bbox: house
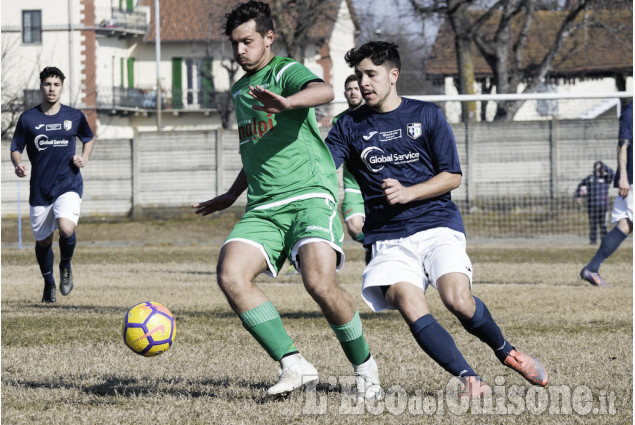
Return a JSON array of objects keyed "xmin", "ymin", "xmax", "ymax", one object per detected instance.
[
  {"xmin": 425, "ymin": 7, "xmax": 633, "ymax": 121},
  {"xmin": 1, "ymin": 0, "xmax": 358, "ymax": 140}
]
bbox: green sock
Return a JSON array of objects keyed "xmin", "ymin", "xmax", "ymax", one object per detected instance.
[
  {"xmin": 329, "ymin": 310, "xmax": 370, "ymax": 365},
  {"xmin": 239, "ymin": 301, "xmax": 296, "ymax": 361}
]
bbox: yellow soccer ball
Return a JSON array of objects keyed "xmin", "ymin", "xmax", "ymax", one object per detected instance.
[{"xmin": 122, "ymin": 301, "xmax": 176, "ymax": 357}]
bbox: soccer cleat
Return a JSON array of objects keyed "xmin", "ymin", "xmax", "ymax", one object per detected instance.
[
  {"xmin": 353, "ymin": 354, "xmax": 383, "ymax": 400},
  {"xmin": 459, "ymin": 376, "xmax": 492, "ymax": 399},
  {"xmin": 504, "ymin": 349, "xmax": 549, "ymax": 386},
  {"xmin": 59, "ymin": 267, "xmax": 74, "ymax": 295},
  {"xmin": 580, "ymin": 267, "xmax": 609, "ymax": 287},
  {"xmin": 42, "ymin": 281, "xmax": 56, "ymax": 303},
  {"xmin": 266, "ymin": 353, "xmax": 319, "ymax": 398}
]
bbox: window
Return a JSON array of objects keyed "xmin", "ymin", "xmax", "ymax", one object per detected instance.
[{"xmin": 22, "ymin": 10, "xmax": 42, "ymax": 44}]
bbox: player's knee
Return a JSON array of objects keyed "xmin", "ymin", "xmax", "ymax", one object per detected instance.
[
  {"xmin": 441, "ymin": 291, "xmax": 474, "ymax": 318},
  {"xmin": 303, "ymin": 278, "xmax": 338, "ymax": 303}
]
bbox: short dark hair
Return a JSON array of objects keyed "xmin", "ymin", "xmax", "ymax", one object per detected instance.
[
  {"xmin": 40, "ymin": 67, "xmax": 65, "ymax": 83},
  {"xmin": 224, "ymin": 1, "xmax": 274, "ymax": 36},
  {"xmin": 345, "ymin": 41, "xmax": 401, "ymax": 71},
  {"xmin": 344, "ymin": 74, "xmax": 358, "ymax": 87}
]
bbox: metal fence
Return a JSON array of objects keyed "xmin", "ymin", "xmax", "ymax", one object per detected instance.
[{"xmin": 2, "ymin": 115, "xmax": 626, "ymax": 239}]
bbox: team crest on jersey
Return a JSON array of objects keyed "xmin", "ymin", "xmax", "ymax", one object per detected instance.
[
  {"xmin": 64, "ymin": 120, "xmax": 72, "ymax": 131},
  {"xmin": 407, "ymin": 123, "xmax": 422, "ymax": 139}
]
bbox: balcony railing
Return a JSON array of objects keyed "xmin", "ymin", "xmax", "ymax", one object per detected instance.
[
  {"xmin": 96, "ymin": 86, "xmax": 219, "ymax": 113},
  {"xmin": 96, "ymin": 8, "xmax": 148, "ymax": 36}
]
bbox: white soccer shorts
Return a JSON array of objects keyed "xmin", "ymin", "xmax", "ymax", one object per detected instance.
[
  {"xmin": 611, "ymin": 184, "xmax": 633, "ymax": 223},
  {"xmin": 30, "ymin": 192, "xmax": 82, "ymax": 241},
  {"xmin": 362, "ymin": 227, "xmax": 473, "ymax": 313}
]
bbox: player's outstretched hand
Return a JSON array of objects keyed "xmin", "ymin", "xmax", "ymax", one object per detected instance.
[
  {"xmin": 382, "ymin": 178, "xmax": 411, "ymax": 205},
  {"xmin": 249, "ymin": 85, "xmax": 290, "ymax": 114},
  {"xmin": 192, "ymin": 193, "xmax": 237, "ymax": 216}
]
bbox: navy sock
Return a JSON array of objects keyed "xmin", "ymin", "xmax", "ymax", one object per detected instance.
[
  {"xmin": 587, "ymin": 227, "xmax": 628, "ymax": 272},
  {"xmin": 460, "ymin": 296, "xmax": 513, "ymax": 363},
  {"xmin": 410, "ymin": 314, "xmax": 476, "ymax": 377},
  {"xmin": 35, "ymin": 243, "xmax": 55, "ymax": 284},
  {"xmin": 59, "ymin": 231, "xmax": 76, "ymax": 269}
]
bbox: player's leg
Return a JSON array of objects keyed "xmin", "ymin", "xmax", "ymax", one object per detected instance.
[
  {"xmin": 427, "ymin": 229, "xmax": 548, "ymax": 387},
  {"xmin": 219, "ymin": 213, "xmax": 315, "ymax": 397},
  {"xmin": 31, "ymin": 204, "xmax": 56, "ymax": 303},
  {"xmin": 588, "ymin": 207, "xmax": 598, "ymax": 244},
  {"xmin": 582, "ymin": 187, "xmax": 633, "ymax": 286},
  {"xmin": 53, "ymin": 192, "xmax": 82, "ymax": 296},
  {"xmin": 290, "ymin": 197, "xmax": 380, "ymax": 399},
  {"xmin": 342, "ymin": 189, "xmax": 365, "ymax": 243},
  {"xmin": 362, "ymin": 232, "xmax": 489, "ymax": 398}
]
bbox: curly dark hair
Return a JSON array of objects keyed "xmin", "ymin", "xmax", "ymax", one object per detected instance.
[
  {"xmin": 39, "ymin": 67, "xmax": 65, "ymax": 83},
  {"xmin": 224, "ymin": 1, "xmax": 274, "ymax": 36},
  {"xmin": 345, "ymin": 41, "xmax": 401, "ymax": 71}
]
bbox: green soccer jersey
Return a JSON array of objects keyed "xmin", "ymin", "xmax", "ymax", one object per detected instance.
[{"xmin": 232, "ymin": 56, "xmax": 338, "ymax": 210}]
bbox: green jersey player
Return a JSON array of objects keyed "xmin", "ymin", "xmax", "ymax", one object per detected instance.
[{"xmin": 193, "ymin": 0, "xmax": 380, "ymax": 400}]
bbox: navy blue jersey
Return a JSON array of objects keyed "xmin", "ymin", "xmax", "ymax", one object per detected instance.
[
  {"xmin": 326, "ymin": 98, "xmax": 464, "ymax": 244},
  {"xmin": 11, "ymin": 105, "xmax": 94, "ymax": 206},
  {"xmin": 615, "ymin": 101, "xmax": 633, "ymax": 187}
]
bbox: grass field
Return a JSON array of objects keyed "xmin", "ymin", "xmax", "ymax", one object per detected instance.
[{"xmin": 1, "ymin": 217, "xmax": 632, "ymax": 424}]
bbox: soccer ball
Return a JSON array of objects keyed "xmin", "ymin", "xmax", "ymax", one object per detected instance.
[{"xmin": 122, "ymin": 301, "xmax": 176, "ymax": 357}]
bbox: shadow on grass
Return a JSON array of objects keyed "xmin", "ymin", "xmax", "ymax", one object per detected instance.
[{"xmin": 11, "ymin": 374, "xmax": 348, "ymax": 403}]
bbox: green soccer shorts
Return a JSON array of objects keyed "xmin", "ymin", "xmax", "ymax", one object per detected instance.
[
  {"xmin": 342, "ymin": 189, "xmax": 365, "ymax": 222},
  {"xmin": 225, "ymin": 196, "xmax": 345, "ymax": 277}
]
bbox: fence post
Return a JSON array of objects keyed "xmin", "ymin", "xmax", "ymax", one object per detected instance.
[
  {"xmin": 215, "ymin": 127, "xmax": 224, "ymax": 197},
  {"xmin": 465, "ymin": 120, "xmax": 475, "ymax": 207},
  {"xmin": 131, "ymin": 132, "xmax": 143, "ymax": 219},
  {"xmin": 550, "ymin": 117, "xmax": 559, "ymax": 200}
]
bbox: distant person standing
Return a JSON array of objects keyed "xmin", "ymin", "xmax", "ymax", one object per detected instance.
[
  {"xmin": 575, "ymin": 161, "xmax": 614, "ymax": 244},
  {"xmin": 333, "ymin": 75, "xmax": 365, "ymax": 243},
  {"xmin": 581, "ymin": 101, "xmax": 633, "ymax": 287},
  {"xmin": 10, "ymin": 66, "xmax": 95, "ymax": 303}
]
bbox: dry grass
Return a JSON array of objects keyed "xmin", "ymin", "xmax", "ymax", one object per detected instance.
[{"xmin": 1, "ymin": 218, "xmax": 632, "ymax": 424}]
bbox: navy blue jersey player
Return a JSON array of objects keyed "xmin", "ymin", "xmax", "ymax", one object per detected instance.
[
  {"xmin": 581, "ymin": 100, "xmax": 633, "ymax": 287},
  {"xmin": 326, "ymin": 41, "xmax": 549, "ymax": 398},
  {"xmin": 10, "ymin": 66, "xmax": 94, "ymax": 303}
]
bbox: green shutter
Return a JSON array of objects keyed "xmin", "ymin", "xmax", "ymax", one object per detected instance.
[
  {"xmin": 120, "ymin": 58, "xmax": 125, "ymax": 87},
  {"xmin": 126, "ymin": 0, "xmax": 134, "ymax": 11},
  {"xmin": 127, "ymin": 57, "xmax": 135, "ymax": 88},
  {"xmin": 202, "ymin": 58, "xmax": 214, "ymax": 108},
  {"xmin": 172, "ymin": 58, "xmax": 183, "ymax": 109}
]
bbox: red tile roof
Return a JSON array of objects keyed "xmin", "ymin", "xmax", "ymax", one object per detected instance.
[
  {"xmin": 427, "ymin": 8, "xmax": 633, "ymax": 78},
  {"xmin": 141, "ymin": 0, "xmax": 348, "ymax": 43}
]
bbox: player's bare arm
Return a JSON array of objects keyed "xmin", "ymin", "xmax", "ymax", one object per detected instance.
[
  {"xmin": 382, "ymin": 172, "xmax": 461, "ymax": 205},
  {"xmin": 10, "ymin": 151, "xmax": 28, "ymax": 177},
  {"xmin": 193, "ymin": 168, "xmax": 248, "ymax": 216},
  {"xmin": 617, "ymin": 140, "xmax": 630, "ymax": 197},
  {"xmin": 250, "ymin": 81, "xmax": 334, "ymax": 114},
  {"xmin": 73, "ymin": 139, "xmax": 95, "ymax": 168}
]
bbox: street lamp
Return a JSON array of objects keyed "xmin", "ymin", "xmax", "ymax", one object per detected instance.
[{"xmin": 155, "ymin": 0, "xmax": 161, "ymax": 130}]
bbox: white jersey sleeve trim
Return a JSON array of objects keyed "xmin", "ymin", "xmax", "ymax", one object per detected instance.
[{"xmin": 275, "ymin": 62, "xmax": 297, "ymax": 83}]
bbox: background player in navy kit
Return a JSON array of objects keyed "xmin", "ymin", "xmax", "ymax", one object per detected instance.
[
  {"xmin": 333, "ymin": 75, "xmax": 365, "ymax": 243},
  {"xmin": 575, "ymin": 161, "xmax": 614, "ymax": 244},
  {"xmin": 10, "ymin": 67, "xmax": 94, "ymax": 303},
  {"xmin": 580, "ymin": 101, "xmax": 633, "ymax": 287},
  {"xmin": 326, "ymin": 41, "xmax": 548, "ymax": 397}
]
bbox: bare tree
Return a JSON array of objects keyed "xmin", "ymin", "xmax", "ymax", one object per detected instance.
[
  {"xmin": 408, "ymin": 0, "xmax": 628, "ymax": 121},
  {"xmin": 1, "ymin": 36, "xmax": 38, "ymax": 139},
  {"xmin": 270, "ymin": 0, "xmax": 339, "ymax": 62}
]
